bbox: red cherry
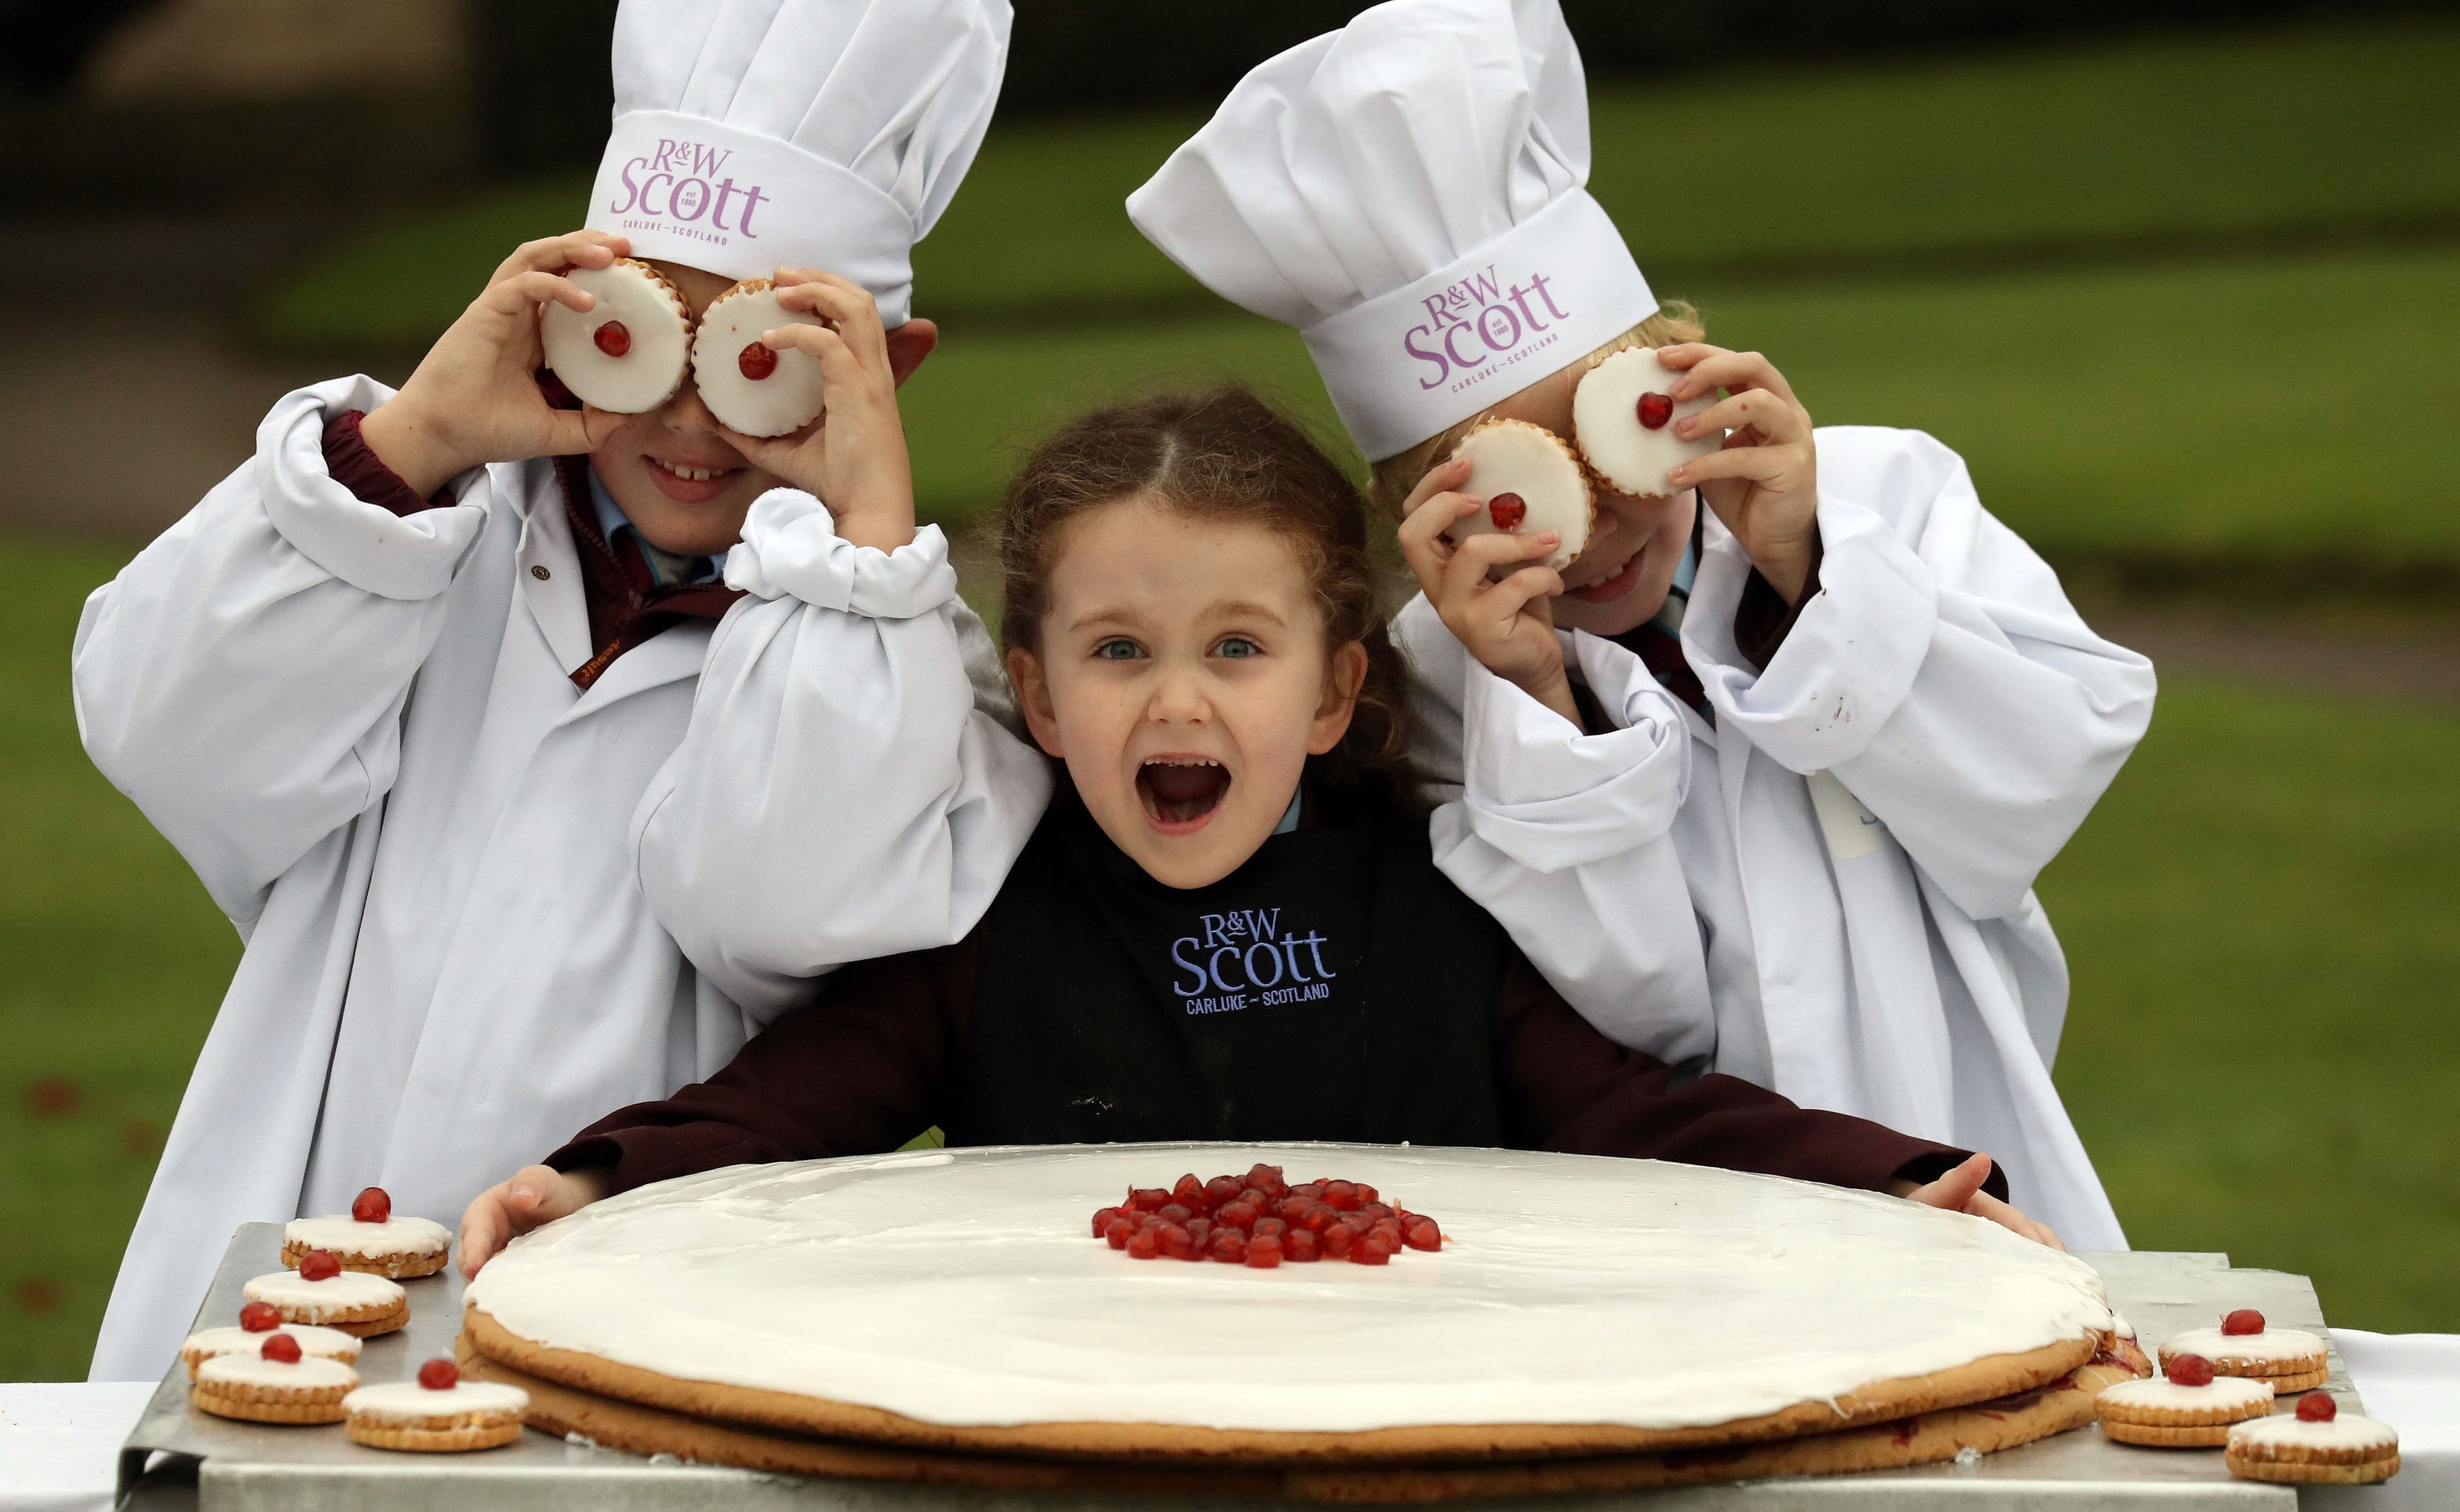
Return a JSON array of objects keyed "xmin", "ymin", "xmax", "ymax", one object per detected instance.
[
  {"xmin": 1215, "ymin": 1200, "xmax": 1259, "ymax": 1232},
  {"xmin": 1126, "ymin": 1228, "xmax": 1160, "ymax": 1260},
  {"xmin": 2296, "ymin": 1393, "xmax": 2337, "ymax": 1423},
  {"xmin": 1246, "ymin": 1236, "xmax": 1283, "ymax": 1269},
  {"xmin": 1274, "ymin": 1195, "xmax": 1315, "ymax": 1224},
  {"xmin": 1204, "ymin": 1176, "xmax": 1244, "ymax": 1210},
  {"xmin": 1127, "ymin": 1187, "xmax": 1168, "ymax": 1213},
  {"xmin": 351, "ymin": 1186, "xmax": 392, "ymax": 1224},
  {"xmin": 592, "ymin": 321, "xmax": 631, "ymax": 358},
  {"xmin": 1638, "ymin": 392, "xmax": 1674, "ymax": 430},
  {"xmin": 1354, "ymin": 1184, "xmax": 1378, "ymax": 1205},
  {"xmin": 259, "ymin": 1333, "xmax": 303, "ymax": 1364},
  {"xmin": 1360, "ymin": 1203, "xmax": 1394, "ymax": 1222},
  {"xmin": 1405, "ymin": 1218, "xmax": 1442, "ymax": 1251},
  {"xmin": 1104, "ymin": 1217, "xmax": 1135, "ymax": 1250},
  {"xmin": 1298, "ymin": 1203, "xmax": 1337, "ymax": 1233},
  {"xmin": 1319, "ymin": 1223, "xmax": 1353, "ymax": 1259},
  {"xmin": 1246, "ymin": 1164, "xmax": 1286, "ymax": 1196},
  {"xmin": 1322, "ymin": 1181, "xmax": 1360, "ymax": 1212},
  {"xmin": 1486, "ymin": 494, "xmax": 1526, "ymax": 531},
  {"xmin": 1285, "ymin": 1229, "xmax": 1320, "ymax": 1263},
  {"xmin": 1184, "ymin": 1217, "xmax": 1213, "ymax": 1251},
  {"xmin": 1172, "ymin": 1174, "xmax": 1208, "ymax": 1210},
  {"xmin": 298, "ymin": 1249, "xmax": 341, "ymax": 1282},
  {"xmin": 2167, "ymin": 1353, "xmax": 2216, "ymax": 1387},
  {"xmin": 1350, "ymin": 1234, "xmax": 1395, "ymax": 1266},
  {"xmin": 1091, "ymin": 1205, "xmax": 1121, "ymax": 1237},
  {"xmin": 239, "ymin": 1300, "xmax": 283, "ymax": 1332},
  {"xmin": 2221, "ymin": 1309, "xmax": 2266, "ymax": 1336},
  {"xmin": 1237, "ymin": 1188, "xmax": 1271, "ymax": 1209},
  {"xmin": 737, "ymin": 340, "xmax": 778, "ymax": 381},
  {"xmin": 418, "ymin": 1358, "xmax": 459, "ymax": 1391},
  {"xmin": 1157, "ymin": 1203, "xmax": 1194, "ymax": 1227},
  {"xmin": 1250, "ymin": 1217, "xmax": 1287, "ymax": 1241},
  {"xmin": 1209, "ymin": 1230, "xmax": 1247, "ymax": 1264},
  {"xmin": 1155, "ymin": 1223, "xmax": 1194, "ymax": 1261}
]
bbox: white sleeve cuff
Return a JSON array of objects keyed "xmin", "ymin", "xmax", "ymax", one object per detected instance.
[
  {"xmin": 1454, "ymin": 633, "xmax": 1691, "ymax": 872},
  {"xmin": 1690, "ymin": 496, "xmax": 1938, "ymax": 772},
  {"xmin": 725, "ymin": 489, "xmax": 958, "ymax": 620},
  {"xmin": 256, "ymin": 378, "xmax": 488, "ymax": 602}
]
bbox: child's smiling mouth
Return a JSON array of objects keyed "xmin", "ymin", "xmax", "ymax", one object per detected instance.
[
  {"xmin": 1137, "ymin": 756, "xmax": 1231, "ymax": 834},
  {"xmin": 644, "ymin": 453, "xmax": 747, "ymax": 504}
]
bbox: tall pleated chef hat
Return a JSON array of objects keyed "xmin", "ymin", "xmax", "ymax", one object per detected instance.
[
  {"xmin": 587, "ymin": 0, "xmax": 1011, "ymax": 326},
  {"xmin": 1126, "ymin": 0, "xmax": 1655, "ymax": 461}
]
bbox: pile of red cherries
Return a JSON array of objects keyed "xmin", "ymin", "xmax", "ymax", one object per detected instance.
[{"xmin": 1090, "ymin": 1164, "xmax": 1442, "ymax": 1269}]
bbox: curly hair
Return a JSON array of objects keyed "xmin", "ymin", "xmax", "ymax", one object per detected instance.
[{"xmin": 996, "ymin": 386, "xmax": 1419, "ymax": 812}]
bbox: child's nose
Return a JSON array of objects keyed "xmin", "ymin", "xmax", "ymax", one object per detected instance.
[
  {"xmin": 660, "ymin": 378, "xmax": 722, "ymax": 434},
  {"xmin": 1147, "ymin": 665, "xmax": 1212, "ymax": 724}
]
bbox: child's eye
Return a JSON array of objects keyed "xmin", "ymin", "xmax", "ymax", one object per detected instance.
[
  {"xmin": 1213, "ymin": 636, "xmax": 1263, "ymax": 660},
  {"xmin": 1092, "ymin": 638, "xmax": 1146, "ymax": 661}
]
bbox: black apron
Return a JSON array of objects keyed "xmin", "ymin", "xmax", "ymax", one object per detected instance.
[{"xmin": 949, "ymin": 784, "xmax": 1512, "ymax": 1149}]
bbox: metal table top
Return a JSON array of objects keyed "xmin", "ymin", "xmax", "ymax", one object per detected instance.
[{"xmin": 122, "ymin": 1224, "xmax": 2353, "ymax": 1509}]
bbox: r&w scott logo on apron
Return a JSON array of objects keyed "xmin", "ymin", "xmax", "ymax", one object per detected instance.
[{"xmin": 1169, "ymin": 909, "xmax": 1337, "ymax": 1016}]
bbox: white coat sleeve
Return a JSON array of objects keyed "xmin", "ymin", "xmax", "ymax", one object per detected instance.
[
  {"xmin": 1395, "ymin": 596, "xmax": 1716, "ymax": 1065},
  {"xmin": 635, "ymin": 488, "xmax": 1054, "ymax": 1018},
  {"xmin": 1686, "ymin": 427, "xmax": 2158, "ymax": 921},
  {"xmin": 70, "ymin": 377, "xmax": 493, "ymax": 928}
]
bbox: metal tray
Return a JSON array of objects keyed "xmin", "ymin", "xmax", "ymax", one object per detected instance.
[{"xmin": 121, "ymin": 1224, "xmax": 2352, "ymax": 1508}]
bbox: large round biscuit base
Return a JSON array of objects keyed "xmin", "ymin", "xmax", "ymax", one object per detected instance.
[
  {"xmin": 465, "ymin": 1144, "xmax": 2113, "ymax": 1461},
  {"xmin": 463, "ymin": 1333, "xmax": 2140, "ymax": 1500},
  {"xmin": 1442, "ymin": 420, "xmax": 1593, "ymax": 572}
]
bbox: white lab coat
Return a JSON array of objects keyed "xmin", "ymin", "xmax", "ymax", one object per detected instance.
[
  {"xmin": 75, "ymin": 377, "xmax": 766, "ymax": 1381},
  {"xmin": 1398, "ymin": 426, "xmax": 2156, "ymax": 1249}
]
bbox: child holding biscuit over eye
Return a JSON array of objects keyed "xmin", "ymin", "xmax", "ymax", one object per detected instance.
[
  {"xmin": 1126, "ymin": 0, "xmax": 2156, "ymax": 1248},
  {"xmin": 72, "ymin": 0, "xmax": 1013, "ymax": 1381}
]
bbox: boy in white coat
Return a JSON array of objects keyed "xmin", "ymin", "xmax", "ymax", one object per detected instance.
[
  {"xmin": 72, "ymin": 0, "xmax": 1010, "ymax": 1380},
  {"xmin": 1125, "ymin": 0, "xmax": 2155, "ymax": 1246}
]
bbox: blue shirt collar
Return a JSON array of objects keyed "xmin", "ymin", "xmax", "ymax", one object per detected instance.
[{"xmin": 589, "ymin": 467, "xmax": 728, "ymax": 586}]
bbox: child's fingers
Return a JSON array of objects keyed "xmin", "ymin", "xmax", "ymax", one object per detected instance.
[
  {"xmin": 1669, "ymin": 348, "xmax": 1801, "ymax": 408},
  {"xmin": 774, "ymin": 276, "xmax": 886, "ymax": 355},
  {"xmin": 458, "ymin": 1194, "xmax": 508, "ymax": 1279},
  {"xmin": 1400, "ymin": 455, "xmax": 1475, "ymax": 518},
  {"xmin": 1906, "ymin": 1152, "xmax": 1995, "ymax": 1212},
  {"xmin": 760, "ymin": 322, "xmax": 873, "ymax": 401},
  {"xmin": 1967, "ymin": 1193, "xmax": 2065, "ymax": 1250},
  {"xmin": 492, "ymin": 230, "xmax": 624, "ymax": 285},
  {"xmin": 1395, "ymin": 489, "xmax": 1482, "ymax": 574},
  {"xmin": 1441, "ymin": 528, "xmax": 1558, "ymax": 603},
  {"xmin": 487, "ymin": 269, "xmax": 594, "ymax": 318},
  {"xmin": 1648, "ymin": 342, "xmax": 1728, "ymax": 377},
  {"xmin": 1678, "ymin": 388, "xmax": 1808, "ymax": 448},
  {"xmin": 1667, "ymin": 440, "xmax": 1805, "ymax": 492},
  {"xmin": 1480, "ymin": 562, "xmax": 1567, "ymax": 623}
]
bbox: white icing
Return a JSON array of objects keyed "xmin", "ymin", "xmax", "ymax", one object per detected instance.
[
  {"xmin": 2229, "ymin": 1413, "xmax": 2398, "ymax": 1454},
  {"xmin": 2097, "ymin": 1377, "xmax": 2272, "ymax": 1414},
  {"xmin": 285, "ymin": 1214, "xmax": 450, "ymax": 1258},
  {"xmin": 2162, "ymin": 1327, "xmax": 2326, "ymax": 1368},
  {"xmin": 691, "ymin": 281, "xmax": 827, "ymax": 438},
  {"xmin": 1570, "ymin": 346, "xmax": 1721, "ymax": 499},
  {"xmin": 344, "ymin": 1380, "xmax": 529, "ymax": 1422},
  {"xmin": 197, "ymin": 1353, "xmax": 360, "ymax": 1390},
  {"xmin": 467, "ymin": 1144, "xmax": 2114, "ymax": 1436},
  {"xmin": 1443, "ymin": 420, "xmax": 1593, "ymax": 572},
  {"xmin": 183, "ymin": 1324, "xmax": 360, "ymax": 1363},
  {"xmin": 542, "ymin": 261, "xmax": 693, "ymax": 414},
  {"xmin": 244, "ymin": 1269, "xmax": 404, "ymax": 1318}
]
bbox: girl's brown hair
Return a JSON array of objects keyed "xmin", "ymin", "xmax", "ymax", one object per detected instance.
[{"xmin": 997, "ymin": 387, "xmax": 1419, "ymax": 811}]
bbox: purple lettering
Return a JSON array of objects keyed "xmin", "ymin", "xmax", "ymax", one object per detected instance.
[
  {"xmin": 734, "ymin": 183, "xmax": 769, "ymax": 238},
  {"xmin": 610, "ymin": 156, "xmax": 647, "ymax": 215},
  {"xmin": 1422, "ymin": 292, "xmax": 1455, "ymax": 328},
  {"xmin": 1528, "ymin": 271, "xmax": 1571, "ymax": 322},
  {"xmin": 1470, "ymin": 266, "xmax": 1502, "ymax": 303},
  {"xmin": 671, "ymin": 177, "xmax": 711, "ymax": 222},
  {"xmin": 1243, "ymin": 941, "xmax": 1284, "ymax": 988},
  {"xmin": 1477, "ymin": 301, "xmax": 1523, "ymax": 352},
  {"xmin": 1507, "ymin": 280, "xmax": 1553, "ymax": 334},
  {"xmin": 1208, "ymin": 946, "xmax": 1246, "ymax": 993},
  {"xmin": 650, "ymin": 138, "xmax": 679, "ymax": 172},
  {"xmin": 1443, "ymin": 322, "xmax": 1487, "ymax": 371},
  {"xmin": 1298, "ymin": 931, "xmax": 1335, "ymax": 980},
  {"xmin": 710, "ymin": 176, "xmax": 740, "ymax": 231},
  {"xmin": 639, "ymin": 171, "xmax": 675, "ymax": 217},
  {"xmin": 1405, "ymin": 324, "xmax": 1450, "ymax": 390}
]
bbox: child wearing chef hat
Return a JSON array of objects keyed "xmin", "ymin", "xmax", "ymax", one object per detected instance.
[
  {"xmin": 1126, "ymin": 0, "xmax": 2158, "ymax": 1249},
  {"xmin": 73, "ymin": 0, "xmax": 1009, "ymax": 1382}
]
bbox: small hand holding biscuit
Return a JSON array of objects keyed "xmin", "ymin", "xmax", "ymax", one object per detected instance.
[
  {"xmin": 1658, "ymin": 343, "xmax": 1820, "ymax": 606},
  {"xmin": 458, "ymin": 1164, "xmax": 608, "ymax": 1279},
  {"xmin": 1898, "ymin": 1153, "xmax": 2065, "ymax": 1250},
  {"xmin": 715, "ymin": 268, "xmax": 934, "ymax": 555},
  {"xmin": 1398, "ymin": 455, "xmax": 1584, "ymax": 732},
  {"xmin": 361, "ymin": 231, "xmax": 633, "ymax": 498}
]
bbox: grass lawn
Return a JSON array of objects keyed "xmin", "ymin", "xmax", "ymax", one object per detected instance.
[
  {"xmin": 253, "ymin": 18, "xmax": 2460, "ymax": 345},
  {"xmin": 1, "ymin": 533, "xmax": 2454, "ymax": 1378}
]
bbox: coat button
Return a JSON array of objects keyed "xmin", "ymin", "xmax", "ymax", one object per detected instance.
[{"xmin": 531, "ymin": 564, "xmax": 551, "ymax": 581}]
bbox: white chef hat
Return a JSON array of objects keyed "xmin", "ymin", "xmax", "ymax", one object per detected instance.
[
  {"xmin": 1126, "ymin": 0, "xmax": 1654, "ymax": 461},
  {"xmin": 586, "ymin": 0, "xmax": 1011, "ymax": 326}
]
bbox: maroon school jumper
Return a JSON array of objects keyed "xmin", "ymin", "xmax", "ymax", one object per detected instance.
[{"xmin": 545, "ymin": 781, "xmax": 2000, "ymax": 1203}]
